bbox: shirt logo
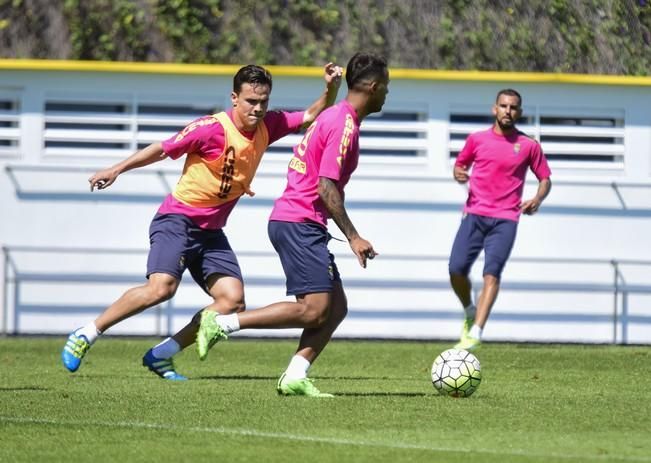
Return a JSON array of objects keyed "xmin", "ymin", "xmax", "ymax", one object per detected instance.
[
  {"xmin": 217, "ymin": 146, "xmax": 236, "ymax": 199},
  {"xmin": 513, "ymin": 143, "xmax": 521, "ymax": 154},
  {"xmin": 337, "ymin": 114, "xmax": 354, "ymax": 167},
  {"xmin": 289, "ymin": 156, "xmax": 306, "ymax": 174},
  {"xmin": 174, "ymin": 116, "xmax": 219, "ymax": 143},
  {"xmin": 297, "ymin": 122, "xmax": 317, "ymax": 158}
]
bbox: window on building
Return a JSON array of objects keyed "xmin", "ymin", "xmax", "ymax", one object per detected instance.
[
  {"xmin": 265, "ymin": 108, "xmax": 429, "ymax": 157},
  {"xmin": 0, "ymin": 95, "xmax": 21, "ymax": 157},
  {"xmin": 43, "ymin": 99, "xmax": 219, "ymax": 157},
  {"xmin": 448, "ymin": 109, "xmax": 624, "ymax": 169}
]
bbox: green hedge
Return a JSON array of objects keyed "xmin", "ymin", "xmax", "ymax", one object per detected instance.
[{"xmin": 1, "ymin": 0, "xmax": 649, "ymax": 75}]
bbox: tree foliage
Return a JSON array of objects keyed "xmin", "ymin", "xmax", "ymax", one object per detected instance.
[{"xmin": 0, "ymin": 0, "xmax": 649, "ymax": 75}]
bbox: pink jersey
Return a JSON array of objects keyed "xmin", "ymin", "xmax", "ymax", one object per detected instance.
[
  {"xmin": 270, "ymin": 100, "xmax": 360, "ymax": 227},
  {"xmin": 159, "ymin": 109, "xmax": 304, "ymax": 229},
  {"xmin": 456, "ymin": 127, "xmax": 551, "ymax": 222}
]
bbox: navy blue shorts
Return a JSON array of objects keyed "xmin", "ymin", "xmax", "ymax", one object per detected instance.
[
  {"xmin": 448, "ymin": 213, "xmax": 518, "ymax": 278},
  {"xmin": 268, "ymin": 221, "xmax": 341, "ymax": 296},
  {"xmin": 147, "ymin": 213, "xmax": 242, "ymax": 291}
]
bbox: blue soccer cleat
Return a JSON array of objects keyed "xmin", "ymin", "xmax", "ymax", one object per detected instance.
[
  {"xmin": 61, "ymin": 330, "xmax": 91, "ymax": 372},
  {"xmin": 142, "ymin": 349, "xmax": 187, "ymax": 381}
]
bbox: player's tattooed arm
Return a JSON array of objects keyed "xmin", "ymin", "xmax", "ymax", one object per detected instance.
[
  {"xmin": 318, "ymin": 176, "xmax": 357, "ymax": 240},
  {"xmin": 318, "ymin": 177, "xmax": 377, "ymax": 268}
]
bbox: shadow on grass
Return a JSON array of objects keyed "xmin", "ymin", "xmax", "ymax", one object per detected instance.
[
  {"xmin": 0, "ymin": 386, "xmax": 49, "ymax": 392},
  {"xmin": 319, "ymin": 376, "xmax": 407, "ymax": 381},
  {"xmin": 194, "ymin": 375, "xmax": 408, "ymax": 381},
  {"xmin": 195, "ymin": 375, "xmax": 278, "ymax": 381},
  {"xmin": 334, "ymin": 391, "xmax": 429, "ymax": 397}
]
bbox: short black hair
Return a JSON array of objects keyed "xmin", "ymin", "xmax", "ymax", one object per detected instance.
[
  {"xmin": 345, "ymin": 52, "xmax": 388, "ymax": 90},
  {"xmin": 233, "ymin": 65, "xmax": 273, "ymax": 93},
  {"xmin": 496, "ymin": 88, "xmax": 522, "ymax": 105}
]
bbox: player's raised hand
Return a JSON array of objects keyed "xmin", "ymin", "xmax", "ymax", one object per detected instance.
[
  {"xmin": 323, "ymin": 62, "xmax": 343, "ymax": 90},
  {"xmin": 453, "ymin": 164, "xmax": 469, "ymax": 184},
  {"xmin": 349, "ymin": 236, "xmax": 378, "ymax": 269},
  {"xmin": 88, "ymin": 168, "xmax": 119, "ymax": 192}
]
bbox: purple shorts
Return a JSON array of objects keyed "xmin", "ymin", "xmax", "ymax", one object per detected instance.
[
  {"xmin": 147, "ymin": 213, "xmax": 242, "ymax": 291},
  {"xmin": 268, "ymin": 221, "xmax": 341, "ymax": 296},
  {"xmin": 448, "ymin": 213, "xmax": 518, "ymax": 278}
]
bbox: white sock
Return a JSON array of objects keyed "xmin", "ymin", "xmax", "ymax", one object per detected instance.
[
  {"xmin": 152, "ymin": 338, "xmax": 180, "ymax": 359},
  {"xmin": 469, "ymin": 324, "xmax": 483, "ymax": 340},
  {"xmin": 75, "ymin": 323, "xmax": 100, "ymax": 344},
  {"xmin": 215, "ymin": 313, "xmax": 240, "ymax": 334},
  {"xmin": 464, "ymin": 303, "xmax": 477, "ymax": 319},
  {"xmin": 284, "ymin": 355, "xmax": 311, "ymax": 380}
]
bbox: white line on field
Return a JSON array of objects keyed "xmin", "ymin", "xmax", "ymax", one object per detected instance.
[{"xmin": 1, "ymin": 415, "xmax": 648, "ymax": 462}]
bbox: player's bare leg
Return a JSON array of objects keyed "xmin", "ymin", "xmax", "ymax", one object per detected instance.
[
  {"xmin": 293, "ymin": 283, "xmax": 347, "ymax": 364},
  {"xmin": 196, "ymin": 288, "xmax": 339, "ymax": 397},
  {"xmin": 239, "ymin": 291, "xmax": 332, "ymax": 329},
  {"xmin": 454, "ymin": 274, "xmax": 499, "ymax": 352},
  {"xmin": 450, "ymin": 272, "xmax": 477, "ymax": 341},
  {"xmin": 474, "ymin": 274, "xmax": 500, "ymax": 329},
  {"xmin": 197, "ymin": 290, "xmax": 332, "ymax": 361},
  {"xmin": 95, "ymin": 273, "xmax": 180, "ymax": 332},
  {"xmin": 194, "ymin": 275, "xmax": 246, "ymax": 359},
  {"xmin": 145, "ymin": 273, "xmax": 244, "ymax": 380},
  {"xmin": 276, "ymin": 283, "xmax": 347, "ymax": 398},
  {"xmin": 450, "ymin": 273, "xmax": 473, "ymax": 308},
  {"xmin": 62, "ymin": 273, "xmax": 179, "ymax": 373},
  {"xmin": 172, "ymin": 273, "xmax": 246, "ymax": 343}
]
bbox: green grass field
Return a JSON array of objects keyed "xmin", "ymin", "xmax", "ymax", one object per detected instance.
[{"xmin": 1, "ymin": 337, "xmax": 649, "ymax": 463}]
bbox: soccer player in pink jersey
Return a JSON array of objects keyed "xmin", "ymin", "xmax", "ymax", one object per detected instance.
[
  {"xmin": 196, "ymin": 52, "xmax": 389, "ymax": 397},
  {"xmin": 61, "ymin": 63, "xmax": 343, "ymax": 379},
  {"xmin": 450, "ymin": 89, "xmax": 552, "ymax": 352}
]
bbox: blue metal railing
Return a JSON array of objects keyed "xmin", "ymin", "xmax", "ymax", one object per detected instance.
[
  {"xmin": 2, "ymin": 245, "xmax": 650, "ymax": 343},
  {"xmin": 6, "ymin": 164, "xmax": 651, "ymax": 214}
]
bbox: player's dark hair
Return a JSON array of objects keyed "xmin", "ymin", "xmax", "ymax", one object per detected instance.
[
  {"xmin": 496, "ymin": 88, "xmax": 522, "ymax": 105},
  {"xmin": 233, "ymin": 65, "xmax": 273, "ymax": 93},
  {"xmin": 345, "ymin": 52, "xmax": 388, "ymax": 90}
]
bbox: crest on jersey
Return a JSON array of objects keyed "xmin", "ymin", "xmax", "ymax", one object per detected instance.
[{"xmin": 513, "ymin": 143, "xmax": 521, "ymax": 154}]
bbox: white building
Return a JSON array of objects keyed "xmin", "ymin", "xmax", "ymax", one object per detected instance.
[{"xmin": 1, "ymin": 60, "xmax": 650, "ymax": 344}]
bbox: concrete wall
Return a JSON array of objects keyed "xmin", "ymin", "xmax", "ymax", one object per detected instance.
[{"xmin": 1, "ymin": 61, "xmax": 650, "ymax": 343}]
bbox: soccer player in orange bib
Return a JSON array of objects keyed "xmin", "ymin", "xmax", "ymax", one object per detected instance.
[{"xmin": 61, "ymin": 63, "xmax": 343, "ymax": 380}]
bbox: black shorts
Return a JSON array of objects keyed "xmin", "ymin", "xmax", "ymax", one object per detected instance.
[
  {"xmin": 147, "ymin": 213, "xmax": 242, "ymax": 290},
  {"xmin": 448, "ymin": 213, "xmax": 518, "ymax": 278},
  {"xmin": 268, "ymin": 220, "xmax": 341, "ymax": 296}
]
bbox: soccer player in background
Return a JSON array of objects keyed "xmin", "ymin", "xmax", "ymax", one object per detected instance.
[
  {"xmin": 61, "ymin": 63, "xmax": 343, "ymax": 380},
  {"xmin": 195, "ymin": 52, "xmax": 389, "ymax": 397},
  {"xmin": 450, "ymin": 89, "xmax": 552, "ymax": 352}
]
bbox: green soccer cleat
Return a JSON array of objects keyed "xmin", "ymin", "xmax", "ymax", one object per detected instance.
[
  {"xmin": 276, "ymin": 373, "xmax": 334, "ymax": 398},
  {"xmin": 196, "ymin": 310, "xmax": 228, "ymax": 361},
  {"xmin": 454, "ymin": 336, "xmax": 482, "ymax": 352},
  {"xmin": 461, "ymin": 316, "xmax": 474, "ymax": 340}
]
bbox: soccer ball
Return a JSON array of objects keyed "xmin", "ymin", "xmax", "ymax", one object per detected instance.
[{"xmin": 431, "ymin": 348, "xmax": 482, "ymax": 397}]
